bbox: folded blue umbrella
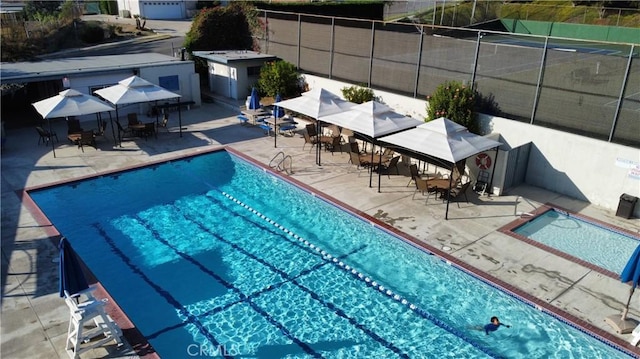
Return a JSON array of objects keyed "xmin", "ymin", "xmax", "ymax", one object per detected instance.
[
  {"xmin": 59, "ymin": 237, "xmax": 89, "ymax": 298},
  {"xmin": 248, "ymin": 87, "xmax": 261, "ymax": 110},
  {"xmin": 620, "ymin": 244, "xmax": 640, "ymax": 320},
  {"xmin": 621, "ymin": 244, "xmax": 640, "ymax": 287},
  {"xmin": 273, "ymin": 93, "xmax": 285, "ymax": 118}
]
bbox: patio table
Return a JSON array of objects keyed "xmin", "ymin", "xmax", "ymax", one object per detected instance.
[{"xmin": 241, "ymin": 108, "xmax": 269, "ymax": 125}]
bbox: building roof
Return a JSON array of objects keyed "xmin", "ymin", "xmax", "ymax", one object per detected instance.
[
  {"xmin": 192, "ymin": 50, "xmax": 277, "ymax": 64},
  {"xmin": 0, "ymin": 53, "xmax": 186, "ymax": 84}
]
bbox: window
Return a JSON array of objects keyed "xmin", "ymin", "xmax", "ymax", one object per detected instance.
[
  {"xmin": 247, "ymin": 66, "xmax": 262, "ymax": 77},
  {"xmin": 159, "ymin": 75, "xmax": 179, "ymax": 91}
]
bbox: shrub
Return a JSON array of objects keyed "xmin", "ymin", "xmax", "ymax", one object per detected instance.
[
  {"xmin": 341, "ymin": 84, "xmax": 377, "ymax": 104},
  {"xmin": 426, "ymin": 80, "xmax": 478, "ymax": 133},
  {"xmin": 79, "ymin": 22, "xmax": 104, "ymax": 44},
  {"xmin": 256, "ymin": 60, "xmax": 302, "ymax": 98}
]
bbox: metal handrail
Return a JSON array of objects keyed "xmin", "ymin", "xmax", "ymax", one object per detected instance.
[
  {"xmin": 514, "ymin": 195, "xmax": 538, "ymax": 218},
  {"xmin": 269, "ymin": 152, "xmax": 294, "ymax": 174}
]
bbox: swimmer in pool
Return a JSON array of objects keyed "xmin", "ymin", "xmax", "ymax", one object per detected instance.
[{"xmin": 484, "ymin": 316, "xmax": 511, "ymax": 335}]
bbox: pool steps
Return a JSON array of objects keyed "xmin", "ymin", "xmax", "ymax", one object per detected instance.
[{"xmin": 220, "ymin": 191, "xmax": 498, "ymax": 358}]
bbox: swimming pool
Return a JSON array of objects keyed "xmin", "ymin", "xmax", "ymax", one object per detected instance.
[
  {"xmin": 29, "ymin": 150, "xmax": 633, "ymax": 358},
  {"xmin": 511, "ymin": 208, "xmax": 640, "ymax": 276}
]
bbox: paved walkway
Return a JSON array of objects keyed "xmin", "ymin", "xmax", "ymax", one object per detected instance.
[{"xmin": 2, "ymin": 101, "xmax": 640, "ymax": 358}]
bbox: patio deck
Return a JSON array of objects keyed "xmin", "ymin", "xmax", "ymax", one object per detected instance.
[{"xmin": 2, "ymin": 100, "xmax": 639, "ymax": 358}]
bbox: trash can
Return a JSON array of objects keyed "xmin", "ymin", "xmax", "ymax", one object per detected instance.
[{"xmin": 616, "ymin": 193, "xmax": 638, "ymax": 219}]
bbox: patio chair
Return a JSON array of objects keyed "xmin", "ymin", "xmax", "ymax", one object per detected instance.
[
  {"xmin": 141, "ymin": 122, "xmax": 156, "ymax": 140},
  {"xmin": 156, "ymin": 114, "xmax": 169, "ymax": 133},
  {"xmin": 115, "ymin": 121, "xmax": 133, "ymax": 139},
  {"xmin": 349, "ymin": 151, "xmax": 372, "ymax": 169},
  {"xmin": 36, "ymin": 126, "xmax": 59, "ymax": 145},
  {"xmin": 406, "ymin": 164, "xmax": 420, "ymax": 187},
  {"xmin": 305, "ymin": 123, "xmax": 318, "ymax": 137},
  {"xmin": 127, "ymin": 113, "xmax": 140, "ymax": 126},
  {"xmin": 440, "ymin": 181, "xmax": 471, "ymax": 207},
  {"xmin": 77, "ymin": 131, "xmax": 96, "ymax": 152},
  {"xmin": 412, "ymin": 177, "xmax": 438, "ymax": 203},
  {"xmin": 67, "ymin": 118, "xmax": 83, "ymax": 135},
  {"xmin": 303, "ymin": 131, "xmax": 318, "ymax": 152},
  {"xmin": 322, "ymin": 135, "xmax": 342, "ymax": 154},
  {"xmin": 377, "ymin": 156, "xmax": 401, "ymax": 178},
  {"xmin": 93, "ymin": 120, "xmax": 108, "ymax": 137}
]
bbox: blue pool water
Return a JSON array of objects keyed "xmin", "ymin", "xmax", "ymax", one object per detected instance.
[
  {"xmin": 513, "ymin": 209, "xmax": 640, "ymax": 274},
  {"xmin": 30, "ymin": 151, "xmax": 631, "ymax": 358}
]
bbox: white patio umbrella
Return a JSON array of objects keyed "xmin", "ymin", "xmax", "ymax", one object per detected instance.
[
  {"xmin": 32, "ymin": 89, "xmax": 115, "ymax": 157},
  {"xmin": 320, "ymin": 101, "xmax": 422, "ymax": 190},
  {"xmin": 94, "ymin": 76, "xmax": 181, "ymax": 144},
  {"xmin": 380, "ymin": 117, "xmax": 502, "ymax": 219},
  {"xmin": 275, "ymin": 88, "xmax": 355, "ymax": 165}
]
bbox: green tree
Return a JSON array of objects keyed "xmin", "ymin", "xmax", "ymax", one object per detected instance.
[
  {"xmin": 184, "ymin": 5, "xmax": 254, "ymax": 53},
  {"xmin": 341, "ymin": 84, "xmax": 377, "ymax": 104},
  {"xmin": 426, "ymin": 81, "xmax": 478, "ymax": 134},
  {"xmin": 24, "ymin": 1, "xmax": 62, "ymax": 20},
  {"xmin": 256, "ymin": 60, "xmax": 302, "ymax": 99}
]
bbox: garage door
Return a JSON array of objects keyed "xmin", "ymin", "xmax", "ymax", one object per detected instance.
[{"xmin": 141, "ymin": 1, "xmax": 183, "ymax": 20}]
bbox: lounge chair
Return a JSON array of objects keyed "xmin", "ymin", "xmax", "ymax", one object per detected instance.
[
  {"xmin": 77, "ymin": 131, "xmax": 96, "ymax": 152},
  {"xmin": 36, "ymin": 126, "xmax": 59, "ymax": 145}
]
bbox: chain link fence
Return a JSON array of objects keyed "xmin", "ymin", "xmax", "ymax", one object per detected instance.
[{"xmin": 256, "ymin": 10, "xmax": 639, "ymax": 148}]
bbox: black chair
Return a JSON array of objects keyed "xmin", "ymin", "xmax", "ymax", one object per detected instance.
[
  {"xmin": 377, "ymin": 156, "xmax": 401, "ymax": 178},
  {"xmin": 77, "ymin": 131, "xmax": 96, "ymax": 152},
  {"xmin": 36, "ymin": 126, "xmax": 59, "ymax": 145},
  {"xmin": 67, "ymin": 118, "xmax": 83, "ymax": 135},
  {"xmin": 115, "ymin": 121, "xmax": 133, "ymax": 139}
]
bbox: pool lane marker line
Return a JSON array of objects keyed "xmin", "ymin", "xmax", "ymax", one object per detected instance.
[{"xmin": 220, "ymin": 191, "xmax": 498, "ymax": 358}]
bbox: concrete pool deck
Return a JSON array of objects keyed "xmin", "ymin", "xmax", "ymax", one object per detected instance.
[{"xmin": 2, "ymin": 100, "xmax": 640, "ymax": 358}]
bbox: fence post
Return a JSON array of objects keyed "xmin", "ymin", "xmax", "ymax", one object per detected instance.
[
  {"xmin": 329, "ymin": 17, "xmax": 335, "ymax": 79},
  {"xmin": 368, "ymin": 21, "xmax": 375, "ymax": 88},
  {"xmin": 414, "ymin": 28, "xmax": 424, "ymax": 98},
  {"xmin": 531, "ymin": 37, "xmax": 549, "ymax": 125},
  {"xmin": 297, "ymin": 14, "xmax": 301, "ymax": 70},
  {"xmin": 470, "ymin": 31, "xmax": 482, "ymax": 87},
  {"xmin": 609, "ymin": 44, "xmax": 634, "ymax": 142}
]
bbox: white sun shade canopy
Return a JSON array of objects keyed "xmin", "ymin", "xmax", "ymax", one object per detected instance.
[
  {"xmin": 380, "ymin": 117, "xmax": 502, "ymax": 163},
  {"xmin": 274, "ymin": 87, "xmax": 355, "ymax": 119},
  {"xmin": 32, "ymin": 89, "xmax": 114, "ymax": 119},
  {"xmin": 319, "ymin": 100, "xmax": 422, "ymax": 138},
  {"xmin": 94, "ymin": 75, "xmax": 180, "ymax": 106}
]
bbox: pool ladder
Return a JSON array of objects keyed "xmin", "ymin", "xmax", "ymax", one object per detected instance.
[
  {"xmin": 514, "ymin": 195, "xmax": 538, "ymax": 218},
  {"xmin": 269, "ymin": 151, "xmax": 293, "ymax": 174}
]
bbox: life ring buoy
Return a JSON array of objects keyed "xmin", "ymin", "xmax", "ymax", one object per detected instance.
[{"xmin": 475, "ymin": 153, "xmax": 492, "ymax": 170}]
